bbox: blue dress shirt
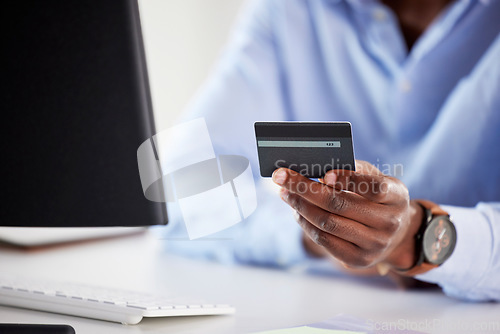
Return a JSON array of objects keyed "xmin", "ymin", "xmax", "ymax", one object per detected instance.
[{"xmin": 162, "ymin": 0, "xmax": 500, "ymax": 301}]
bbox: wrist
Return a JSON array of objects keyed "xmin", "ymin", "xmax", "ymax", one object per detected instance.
[
  {"xmin": 385, "ymin": 200, "xmax": 425, "ymax": 270},
  {"xmin": 395, "ymin": 200, "xmax": 456, "ymax": 276}
]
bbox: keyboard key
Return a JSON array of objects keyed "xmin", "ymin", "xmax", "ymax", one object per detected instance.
[{"xmin": 0, "ymin": 274, "xmax": 235, "ymax": 324}]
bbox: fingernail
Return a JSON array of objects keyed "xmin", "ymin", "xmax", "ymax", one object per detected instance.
[
  {"xmin": 324, "ymin": 172, "xmax": 337, "ymax": 185},
  {"xmin": 272, "ymin": 169, "xmax": 287, "ymax": 185}
]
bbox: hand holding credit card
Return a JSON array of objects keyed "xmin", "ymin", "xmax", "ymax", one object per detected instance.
[
  {"xmin": 257, "ymin": 122, "xmax": 422, "ymax": 272},
  {"xmin": 254, "ymin": 122, "xmax": 355, "ymax": 178}
]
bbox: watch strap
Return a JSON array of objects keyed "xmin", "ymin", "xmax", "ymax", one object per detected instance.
[
  {"xmin": 395, "ymin": 200, "xmax": 448, "ymax": 276},
  {"xmin": 399, "ymin": 260, "xmax": 438, "ymax": 276},
  {"xmin": 417, "ymin": 199, "xmax": 448, "ymax": 216}
]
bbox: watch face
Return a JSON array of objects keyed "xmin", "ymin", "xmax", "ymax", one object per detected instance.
[{"xmin": 423, "ymin": 215, "xmax": 457, "ymax": 265}]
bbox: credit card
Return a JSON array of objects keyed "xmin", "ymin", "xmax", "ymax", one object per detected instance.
[{"xmin": 254, "ymin": 122, "xmax": 355, "ymax": 178}]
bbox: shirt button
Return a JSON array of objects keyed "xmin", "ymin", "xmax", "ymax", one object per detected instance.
[
  {"xmin": 399, "ymin": 80, "xmax": 412, "ymax": 92},
  {"xmin": 373, "ymin": 9, "xmax": 387, "ymax": 21}
]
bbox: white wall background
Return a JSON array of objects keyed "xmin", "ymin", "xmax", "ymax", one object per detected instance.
[{"xmin": 138, "ymin": 0, "xmax": 246, "ymax": 131}]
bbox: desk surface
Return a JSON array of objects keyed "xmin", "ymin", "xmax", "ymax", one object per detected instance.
[{"xmin": 0, "ymin": 231, "xmax": 498, "ymax": 334}]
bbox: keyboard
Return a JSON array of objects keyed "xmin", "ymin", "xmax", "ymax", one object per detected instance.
[{"xmin": 0, "ymin": 274, "xmax": 235, "ymax": 325}]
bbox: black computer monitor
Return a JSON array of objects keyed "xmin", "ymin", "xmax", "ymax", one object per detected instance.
[{"xmin": 2, "ymin": 0, "xmax": 167, "ymax": 227}]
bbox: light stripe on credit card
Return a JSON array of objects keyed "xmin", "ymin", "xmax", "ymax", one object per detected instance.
[{"xmin": 257, "ymin": 140, "xmax": 341, "ymax": 148}]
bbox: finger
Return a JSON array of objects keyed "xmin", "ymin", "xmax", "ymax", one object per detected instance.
[
  {"xmin": 282, "ymin": 188, "xmax": 374, "ymax": 247},
  {"xmin": 318, "ymin": 160, "xmax": 381, "ymax": 184},
  {"xmin": 354, "ymin": 160, "xmax": 384, "ymax": 176},
  {"xmin": 274, "ymin": 169, "xmax": 398, "ymax": 230},
  {"xmin": 295, "ymin": 212, "xmax": 375, "ymax": 267},
  {"xmin": 323, "ymin": 170, "xmax": 407, "ymax": 204},
  {"xmin": 275, "ymin": 170, "xmax": 391, "ymax": 229},
  {"xmin": 274, "ymin": 168, "xmax": 378, "ymax": 218}
]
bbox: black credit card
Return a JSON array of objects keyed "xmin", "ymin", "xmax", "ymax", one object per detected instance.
[{"xmin": 254, "ymin": 122, "xmax": 355, "ymax": 178}]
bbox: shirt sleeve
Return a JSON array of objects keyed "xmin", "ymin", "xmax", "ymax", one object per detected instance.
[
  {"xmin": 416, "ymin": 202, "xmax": 500, "ymax": 301},
  {"xmin": 160, "ymin": 0, "xmax": 310, "ymax": 267}
]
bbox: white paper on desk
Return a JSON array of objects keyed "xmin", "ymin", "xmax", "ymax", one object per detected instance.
[
  {"xmin": 308, "ymin": 314, "xmax": 427, "ymax": 334},
  {"xmin": 255, "ymin": 326, "xmax": 362, "ymax": 333},
  {"xmin": 255, "ymin": 314, "xmax": 428, "ymax": 334}
]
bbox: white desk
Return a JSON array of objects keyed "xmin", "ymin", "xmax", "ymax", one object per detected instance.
[{"xmin": 0, "ymin": 231, "xmax": 498, "ymax": 334}]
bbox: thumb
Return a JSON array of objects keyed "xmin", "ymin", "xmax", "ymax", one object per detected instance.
[
  {"xmin": 321, "ymin": 160, "xmax": 383, "ymax": 188},
  {"xmin": 353, "ymin": 159, "xmax": 384, "ymax": 176}
]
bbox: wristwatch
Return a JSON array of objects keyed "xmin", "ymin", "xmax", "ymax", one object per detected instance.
[{"xmin": 398, "ymin": 199, "xmax": 457, "ymax": 276}]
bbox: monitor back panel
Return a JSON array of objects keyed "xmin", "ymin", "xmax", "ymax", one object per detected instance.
[{"xmin": 2, "ymin": 0, "xmax": 167, "ymax": 227}]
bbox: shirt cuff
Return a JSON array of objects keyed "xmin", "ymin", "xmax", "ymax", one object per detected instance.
[{"xmin": 416, "ymin": 204, "xmax": 493, "ymax": 300}]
